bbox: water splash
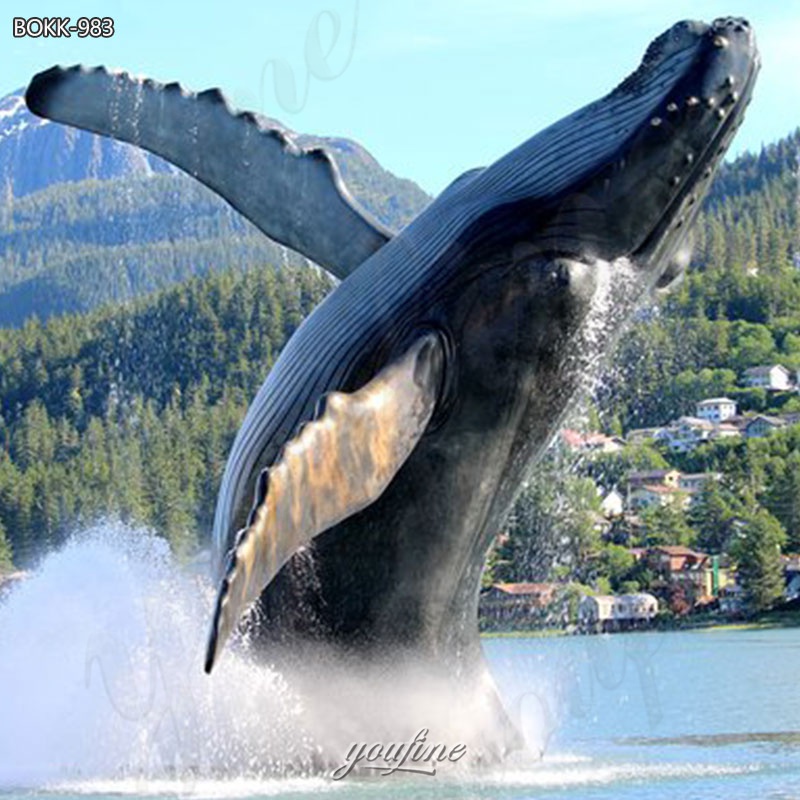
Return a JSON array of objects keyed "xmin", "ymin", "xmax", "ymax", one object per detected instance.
[
  {"xmin": 0, "ymin": 528, "xmax": 772, "ymax": 796},
  {"xmin": 0, "ymin": 523, "xmax": 536, "ymax": 791},
  {"xmin": 0, "ymin": 522, "xmax": 316, "ymax": 789}
]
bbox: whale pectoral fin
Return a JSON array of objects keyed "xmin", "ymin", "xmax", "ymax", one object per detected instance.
[
  {"xmin": 25, "ymin": 66, "xmax": 393, "ymax": 280},
  {"xmin": 204, "ymin": 332, "xmax": 445, "ymax": 672}
]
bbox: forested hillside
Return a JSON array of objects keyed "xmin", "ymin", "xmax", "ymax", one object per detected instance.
[{"xmin": 0, "ymin": 264, "xmax": 333, "ymax": 566}]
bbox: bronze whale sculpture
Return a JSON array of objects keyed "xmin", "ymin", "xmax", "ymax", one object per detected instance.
[{"xmin": 26, "ymin": 17, "xmax": 758, "ymax": 758}]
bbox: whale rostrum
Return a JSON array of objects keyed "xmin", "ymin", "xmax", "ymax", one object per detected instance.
[{"xmin": 26, "ymin": 17, "xmax": 759, "ymax": 759}]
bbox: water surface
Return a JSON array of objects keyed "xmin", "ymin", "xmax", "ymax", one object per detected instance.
[{"xmin": 1, "ymin": 530, "xmax": 799, "ymax": 799}]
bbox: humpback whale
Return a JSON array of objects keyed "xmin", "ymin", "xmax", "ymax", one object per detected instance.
[{"xmin": 26, "ymin": 17, "xmax": 758, "ymax": 760}]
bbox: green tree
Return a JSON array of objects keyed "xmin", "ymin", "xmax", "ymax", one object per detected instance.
[
  {"xmin": 764, "ymin": 451, "xmax": 800, "ymax": 552},
  {"xmin": 495, "ymin": 471, "xmax": 601, "ymax": 584},
  {"xmin": 598, "ymin": 543, "xmax": 636, "ymax": 592},
  {"xmin": 730, "ymin": 508, "xmax": 786, "ymax": 613},
  {"xmin": 688, "ymin": 481, "xmax": 741, "ymax": 554},
  {"xmin": 0, "ymin": 518, "xmax": 13, "ymax": 572},
  {"xmin": 639, "ymin": 503, "xmax": 694, "ymax": 547}
]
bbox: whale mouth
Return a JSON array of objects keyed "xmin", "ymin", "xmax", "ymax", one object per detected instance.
[
  {"xmin": 566, "ymin": 16, "xmax": 759, "ymax": 269},
  {"xmin": 623, "ymin": 17, "xmax": 759, "ymax": 267}
]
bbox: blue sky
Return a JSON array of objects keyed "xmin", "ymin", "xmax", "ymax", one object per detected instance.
[{"xmin": 6, "ymin": 1, "xmax": 799, "ymax": 194}]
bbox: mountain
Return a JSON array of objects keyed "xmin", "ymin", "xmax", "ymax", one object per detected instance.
[
  {"xmin": 0, "ymin": 91, "xmax": 179, "ymax": 196},
  {"xmin": 0, "ymin": 88, "xmax": 431, "ymax": 326}
]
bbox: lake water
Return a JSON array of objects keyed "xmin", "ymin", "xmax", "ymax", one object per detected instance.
[{"xmin": 2, "ymin": 531, "xmax": 800, "ymax": 799}]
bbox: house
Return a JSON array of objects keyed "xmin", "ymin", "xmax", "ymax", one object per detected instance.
[
  {"xmin": 648, "ymin": 547, "xmax": 732, "ymax": 602},
  {"xmin": 629, "ymin": 484, "xmax": 688, "ymax": 510},
  {"xmin": 743, "ymin": 364, "xmax": 793, "ymax": 391},
  {"xmin": 614, "ymin": 593, "xmax": 659, "ymax": 622},
  {"xmin": 625, "ymin": 427, "xmax": 664, "ymax": 444},
  {"xmin": 656, "ymin": 417, "xmax": 714, "ymax": 452},
  {"xmin": 560, "ymin": 429, "xmax": 625, "ymax": 454},
  {"xmin": 578, "ymin": 594, "xmax": 615, "ymax": 628},
  {"xmin": 578, "ymin": 593, "xmax": 658, "ymax": 631},
  {"xmin": 745, "ymin": 415, "xmax": 788, "ymax": 439},
  {"xmin": 711, "ymin": 421, "xmax": 742, "ymax": 441},
  {"xmin": 695, "ymin": 397, "xmax": 737, "ymax": 423},
  {"xmin": 479, "ymin": 582, "xmax": 559, "ymax": 622},
  {"xmin": 600, "ymin": 489, "xmax": 624, "ymax": 518},
  {"xmin": 627, "ymin": 469, "xmax": 681, "ymax": 490},
  {"xmin": 627, "ymin": 469, "xmax": 683, "ymax": 510},
  {"xmin": 699, "ymin": 555, "xmax": 734, "ymax": 599},
  {"xmin": 650, "ymin": 545, "xmax": 708, "ymax": 573},
  {"xmin": 678, "ymin": 471, "xmax": 721, "ymax": 495}
]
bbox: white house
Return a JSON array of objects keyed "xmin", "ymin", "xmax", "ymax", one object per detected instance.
[
  {"xmin": 600, "ymin": 489, "xmax": 624, "ymax": 518},
  {"xmin": 695, "ymin": 397, "xmax": 737, "ymax": 423},
  {"xmin": 656, "ymin": 417, "xmax": 714, "ymax": 452},
  {"xmin": 613, "ymin": 593, "xmax": 659, "ymax": 622},
  {"xmin": 578, "ymin": 593, "xmax": 658, "ymax": 629},
  {"xmin": 578, "ymin": 595, "xmax": 615, "ymax": 625},
  {"xmin": 743, "ymin": 365, "xmax": 792, "ymax": 391}
]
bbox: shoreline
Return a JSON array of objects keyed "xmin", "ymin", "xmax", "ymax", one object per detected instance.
[{"xmin": 480, "ymin": 609, "xmax": 800, "ymax": 638}]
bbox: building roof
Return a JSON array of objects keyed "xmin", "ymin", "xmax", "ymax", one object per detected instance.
[
  {"xmin": 653, "ymin": 545, "xmax": 708, "ymax": 558},
  {"xmin": 628, "ymin": 469, "xmax": 679, "ymax": 481},
  {"xmin": 581, "ymin": 594, "xmax": 616, "ymax": 605},
  {"xmin": 746, "ymin": 415, "xmax": 788, "ymax": 428},
  {"xmin": 560, "ymin": 429, "xmax": 584, "ymax": 447},
  {"xmin": 697, "ymin": 397, "xmax": 736, "ymax": 406},
  {"xmin": 619, "ymin": 592, "xmax": 658, "ymax": 603},
  {"xmin": 492, "ymin": 582, "xmax": 557, "ymax": 596},
  {"xmin": 626, "ymin": 427, "xmax": 664, "ymax": 438},
  {"xmin": 744, "ymin": 364, "xmax": 789, "ymax": 377},
  {"xmin": 673, "ymin": 416, "xmax": 714, "ymax": 429},
  {"xmin": 560, "ymin": 429, "xmax": 622, "ymax": 449}
]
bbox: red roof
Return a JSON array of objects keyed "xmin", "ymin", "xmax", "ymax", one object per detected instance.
[
  {"xmin": 561, "ymin": 429, "xmax": 584, "ymax": 447},
  {"xmin": 654, "ymin": 545, "xmax": 707, "ymax": 558},
  {"xmin": 561, "ymin": 429, "xmax": 619, "ymax": 448}
]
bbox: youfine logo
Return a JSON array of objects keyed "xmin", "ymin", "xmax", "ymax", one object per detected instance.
[{"xmin": 332, "ymin": 728, "xmax": 467, "ymax": 780}]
